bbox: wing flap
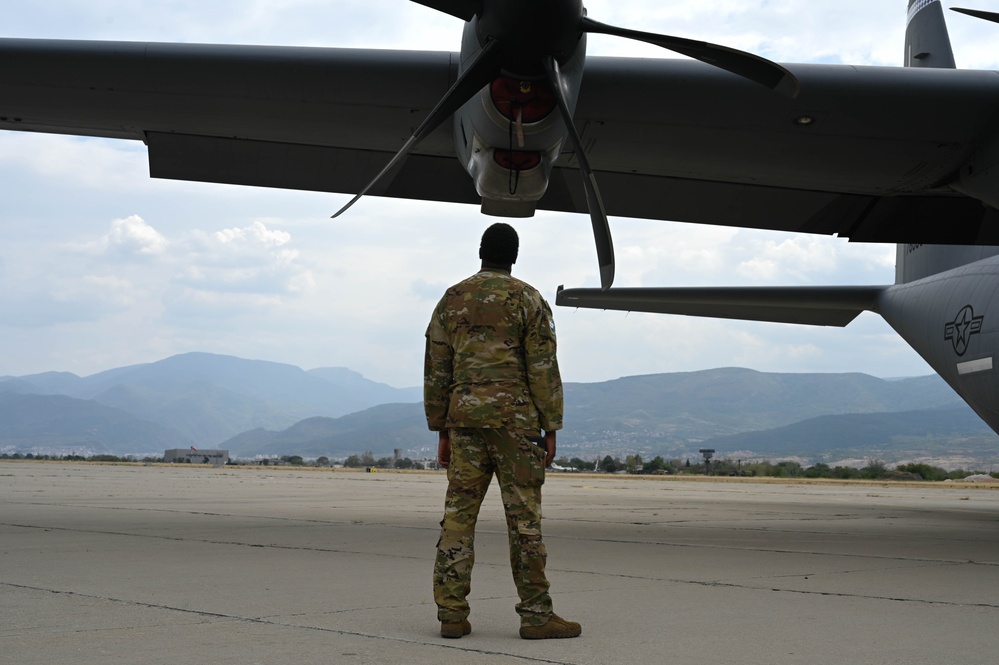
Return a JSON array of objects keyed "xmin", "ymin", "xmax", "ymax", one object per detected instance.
[
  {"xmin": 555, "ymin": 285, "xmax": 887, "ymax": 327},
  {"xmin": 147, "ymin": 132, "xmax": 478, "ymax": 203}
]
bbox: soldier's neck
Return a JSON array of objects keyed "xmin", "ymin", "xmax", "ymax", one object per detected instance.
[{"xmin": 480, "ymin": 261, "xmax": 512, "ymax": 273}]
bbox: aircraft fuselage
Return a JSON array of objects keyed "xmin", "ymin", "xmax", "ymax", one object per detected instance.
[{"xmin": 878, "ymin": 246, "xmax": 999, "ymax": 431}]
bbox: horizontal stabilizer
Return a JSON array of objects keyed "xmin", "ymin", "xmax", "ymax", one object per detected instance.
[{"xmin": 555, "ymin": 285, "xmax": 887, "ymax": 327}]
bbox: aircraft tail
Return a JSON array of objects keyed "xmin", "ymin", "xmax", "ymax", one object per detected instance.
[
  {"xmin": 894, "ymin": 1, "xmax": 999, "ymax": 284},
  {"xmin": 555, "ymin": 3, "xmax": 979, "ymax": 320},
  {"xmin": 876, "ymin": 4, "xmax": 999, "ymax": 432},
  {"xmin": 905, "ymin": 0, "xmax": 956, "ymax": 68},
  {"xmin": 555, "ymin": 2, "xmax": 999, "ymax": 436},
  {"xmin": 901, "ymin": 0, "xmax": 954, "ymax": 286}
]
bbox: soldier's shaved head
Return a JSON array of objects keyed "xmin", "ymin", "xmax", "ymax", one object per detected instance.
[{"xmin": 479, "ymin": 223, "xmax": 519, "ymax": 266}]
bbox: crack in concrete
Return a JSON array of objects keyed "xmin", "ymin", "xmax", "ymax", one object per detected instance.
[
  {"xmin": 1, "ymin": 521, "xmax": 433, "ymax": 561},
  {"xmin": 6, "ymin": 517, "xmax": 998, "ymax": 574},
  {"xmin": 8, "ymin": 518, "xmax": 998, "ymax": 614},
  {"xmin": 555, "ymin": 567, "xmax": 999, "ymax": 610},
  {"xmin": 555, "ymin": 533, "xmax": 999, "ymax": 566},
  {"xmin": 1, "ymin": 582, "xmax": 573, "ymax": 664}
]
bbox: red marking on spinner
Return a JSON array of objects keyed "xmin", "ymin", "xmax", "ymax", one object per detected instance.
[
  {"xmin": 490, "ymin": 78, "xmax": 557, "ymax": 123},
  {"xmin": 493, "ymin": 149, "xmax": 542, "ymax": 170}
]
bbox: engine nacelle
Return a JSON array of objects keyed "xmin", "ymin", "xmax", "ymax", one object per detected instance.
[
  {"xmin": 466, "ymin": 131, "xmax": 562, "ymax": 217},
  {"xmin": 453, "ymin": 17, "xmax": 586, "ymax": 217}
]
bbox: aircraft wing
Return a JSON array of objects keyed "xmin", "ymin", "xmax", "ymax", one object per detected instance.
[
  {"xmin": 2, "ymin": 39, "xmax": 999, "ymax": 242},
  {"xmin": 555, "ymin": 286, "xmax": 887, "ymax": 327},
  {"xmin": 0, "ymin": 40, "xmax": 480, "ymax": 206}
]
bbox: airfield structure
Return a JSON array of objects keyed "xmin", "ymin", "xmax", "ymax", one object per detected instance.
[
  {"xmin": 164, "ymin": 448, "xmax": 229, "ymax": 466},
  {"xmin": 699, "ymin": 448, "xmax": 716, "ymax": 470}
]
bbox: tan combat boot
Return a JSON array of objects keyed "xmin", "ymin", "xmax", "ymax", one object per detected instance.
[
  {"xmin": 519, "ymin": 614, "xmax": 582, "ymax": 639},
  {"xmin": 440, "ymin": 618, "xmax": 472, "ymax": 638}
]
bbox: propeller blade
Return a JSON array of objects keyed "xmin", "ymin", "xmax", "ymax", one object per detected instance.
[
  {"xmin": 581, "ymin": 16, "xmax": 800, "ymax": 98},
  {"xmin": 332, "ymin": 39, "xmax": 502, "ymax": 218},
  {"xmin": 541, "ymin": 57, "xmax": 615, "ymax": 291},
  {"xmin": 951, "ymin": 8, "xmax": 999, "ymax": 24},
  {"xmin": 410, "ymin": 0, "xmax": 481, "ymax": 22}
]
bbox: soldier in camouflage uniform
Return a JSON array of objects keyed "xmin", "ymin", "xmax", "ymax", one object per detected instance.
[{"xmin": 425, "ymin": 222, "xmax": 581, "ymax": 640}]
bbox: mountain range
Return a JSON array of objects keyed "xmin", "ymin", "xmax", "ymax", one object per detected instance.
[
  {"xmin": 0, "ymin": 353, "xmax": 420, "ymax": 453},
  {"xmin": 1, "ymin": 353, "xmax": 996, "ymax": 467}
]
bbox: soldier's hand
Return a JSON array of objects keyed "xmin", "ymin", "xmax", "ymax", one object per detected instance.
[
  {"xmin": 437, "ymin": 431, "xmax": 452, "ymax": 468},
  {"xmin": 543, "ymin": 430, "xmax": 556, "ymax": 467}
]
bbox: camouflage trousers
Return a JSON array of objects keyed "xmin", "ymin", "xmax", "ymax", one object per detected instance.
[{"xmin": 433, "ymin": 427, "xmax": 553, "ymax": 627}]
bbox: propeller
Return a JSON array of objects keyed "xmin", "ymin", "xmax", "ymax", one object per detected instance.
[
  {"xmin": 542, "ymin": 57, "xmax": 614, "ymax": 290},
  {"xmin": 580, "ymin": 16, "xmax": 799, "ymax": 98},
  {"xmin": 331, "ymin": 38, "xmax": 502, "ymax": 218},
  {"xmin": 411, "ymin": 0, "xmax": 480, "ymax": 22},
  {"xmin": 336, "ymin": 0, "xmax": 801, "ymax": 290}
]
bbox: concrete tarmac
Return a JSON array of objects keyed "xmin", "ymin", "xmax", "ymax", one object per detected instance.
[{"xmin": 2, "ymin": 462, "xmax": 998, "ymax": 665}]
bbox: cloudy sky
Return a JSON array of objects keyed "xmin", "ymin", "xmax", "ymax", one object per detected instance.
[{"xmin": 1, "ymin": 1, "xmax": 997, "ymax": 388}]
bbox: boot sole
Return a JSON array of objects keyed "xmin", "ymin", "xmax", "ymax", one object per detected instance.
[
  {"xmin": 519, "ymin": 627, "xmax": 582, "ymax": 639},
  {"xmin": 441, "ymin": 622, "xmax": 471, "ymax": 638}
]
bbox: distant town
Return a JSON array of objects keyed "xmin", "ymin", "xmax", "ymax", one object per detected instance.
[{"xmin": 3, "ymin": 448, "xmax": 997, "ymax": 483}]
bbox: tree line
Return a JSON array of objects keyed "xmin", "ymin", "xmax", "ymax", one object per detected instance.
[
  {"xmin": 1, "ymin": 453, "xmax": 164, "ymax": 462},
  {"xmin": 340, "ymin": 451, "xmax": 424, "ymax": 470},
  {"xmin": 5, "ymin": 452, "xmax": 996, "ymax": 481},
  {"xmin": 555, "ymin": 455, "xmax": 998, "ymax": 481},
  {"xmin": 246, "ymin": 452, "xmax": 424, "ymax": 469}
]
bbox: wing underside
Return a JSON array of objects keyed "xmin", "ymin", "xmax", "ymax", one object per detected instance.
[{"xmin": 2, "ymin": 39, "xmax": 999, "ymax": 243}]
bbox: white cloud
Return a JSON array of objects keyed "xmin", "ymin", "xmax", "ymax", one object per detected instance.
[
  {"xmin": 410, "ymin": 278, "xmax": 449, "ymax": 302},
  {"xmin": 737, "ymin": 236, "xmax": 839, "ymax": 282},
  {"xmin": 214, "ymin": 221, "xmax": 291, "ymax": 248},
  {"xmin": 0, "ymin": 134, "xmax": 148, "ymax": 190},
  {"xmin": 99, "ymin": 215, "xmax": 169, "ymax": 257},
  {"xmin": 81, "ymin": 275, "xmax": 136, "ymax": 306},
  {"xmin": 737, "ymin": 257, "xmax": 779, "ymax": 282},
  {"xmin": 166, "ymin": 221, "xmax": 314, "ymax": 296}
]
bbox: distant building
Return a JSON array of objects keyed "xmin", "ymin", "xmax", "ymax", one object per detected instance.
[{"xmin": 165, "ymin": 448, "xmax": 229, "ymax": 466}]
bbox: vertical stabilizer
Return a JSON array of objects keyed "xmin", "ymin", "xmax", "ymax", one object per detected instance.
[
  {"xmin": 893, "ymin": 1, "xmax": 992, "ymax": 284},
  {"xmin": 905, "ymin": 0, "xmax": 956, "ymax": 68},
  {"xmin": 879, "ymin": 5, "xmax": 999, "ymax": 434}
]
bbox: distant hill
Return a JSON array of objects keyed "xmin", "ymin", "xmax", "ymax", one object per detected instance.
[
  {"xmin": 564, "ymin": 369, "xmax": 960, "ymax": 439},
  {"xmin": 0, "ymin": 392, "xmax": 191, "ymax": 454},
  {"xmin": 307, "ymin": 367, "xmax": 422, "ymax": 404},
  {"xmin": 2, "ymin": 356, "xmax": 994, "ymax": 465},
  {"xmin": 699, "ymin": 405, "xmax": 995, "ymax": 457},
  {"xmin": 2, "ymin": 352, "xmax": 421, "ymax": 445},
  {"xmin": 222, "ymin": 403, "xmax": 436, "ymax": 459},
  {"xmin": 213, "ymin": 367, "xmax": 990, "ymax": 464}
]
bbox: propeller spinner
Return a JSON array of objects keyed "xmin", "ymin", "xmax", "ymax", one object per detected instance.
[{"xmin": 336, "ymin": 0, "xmax": 800, "ymax": 290}]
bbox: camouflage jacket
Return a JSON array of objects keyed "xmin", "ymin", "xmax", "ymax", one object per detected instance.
[{"xmin": 424, "ymin": 269, "xmax": 563, "ymax": 433}]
